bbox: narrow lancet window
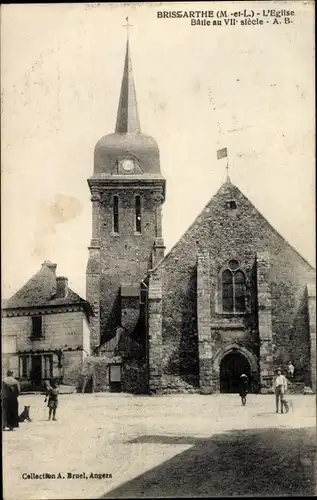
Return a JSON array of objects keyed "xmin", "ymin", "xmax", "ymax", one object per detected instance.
[
  {"xmin": 113, "ymin": 196, "xmax": 119, "ymax": 233},
  {"xmin": 135, "ymin": 195, "xmax": 141, "ymax": 233},
  {"xmin": 221, "ymin": 260, "xmax": 246, "ymax": 313},
  {"xmin": 222, "ymin": 269, "xmax": 234, "ymax": 313}
]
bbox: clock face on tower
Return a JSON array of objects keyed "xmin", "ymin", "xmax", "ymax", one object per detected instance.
[{"xmin": 120, "ymin": 159, "xmax": 135, "ymax": 172}]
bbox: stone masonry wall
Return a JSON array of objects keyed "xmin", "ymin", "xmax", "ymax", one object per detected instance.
[
  {"xmin": 2, "ymin": 354, "xmax": 18, "ymax": 377},
  {"xmin": 98, "ymin": 189, "xmax": 163, "ymax": 342},
  {"xmin": 148, "ymin": 271, "xmax": 163, "ymax": 393},
  {"xmin": 256, "ymin": 252, "xmax": 274, "ymax": 392},
  {"xmin": 159, "ymin": 182, "xmax": 314, "ymax": 392},
  {"xmin": 197, "ymin": 252, "xmax": 213, "ymax": 394},
  {"xmin": 291, "ymin": 288, "xmax": 310, "ymax": 383},
  {"xmin": 122, "ymin": 360, "xmax": 148, "ymax": 394},
  {"xmin": 2, "ymin": 310, "xmax": 85, "ymax": 352},
  {"xmin": 307, "ymin": 284, "xmax": 316, "ymax": 391},
  {"xmin": 86, "ymin": 189, "xmax": 101, "ymax": 351},
  {"xmin": 269, "ymin": 252, "xmax": 314, "ymax": 375},
  {"xmin": 2, "ymin": 309, "xmax": 87, "ymax": 382},
  {"xmin": 86, "ymin": 247, "xmax": 101, "ymax": 351},
  {"xmin": 63, "ymin": 351, "xmax": 84, "ymax": 385}
]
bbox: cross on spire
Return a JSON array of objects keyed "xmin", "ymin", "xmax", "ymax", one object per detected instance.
[
  {"xmin": 123, "ymin": 16, "xmax": 133, "ymax": 38},
  {"xmin": 115, "ymin": 21, "xmax": 140, "ymax": 133}
]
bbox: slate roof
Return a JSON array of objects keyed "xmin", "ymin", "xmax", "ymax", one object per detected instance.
[
  {"xmin": 98, "ymin": 326, "xmax": 143, "ymax": 357},
  {"xmin": 2, "ymin": 261, "xmax": 93, "ymax": 317}
]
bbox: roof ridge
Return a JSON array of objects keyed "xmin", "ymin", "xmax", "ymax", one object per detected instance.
[
  {"xmin": 149, "ymin": 181, "xmax": 315, "ymax": 274},
  {"xmin": 149, "ymin": 183, "xmax": 227, "ymax": 273}
]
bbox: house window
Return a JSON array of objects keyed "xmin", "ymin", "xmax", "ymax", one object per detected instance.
[
  {"xmin": 221, "ymin": 260, "xmax": 246, "ymax": 313},
  {"xmin": 20, "ymin": 356, "xmax": 28, "ymax": 378},
  {"xmin": 113, "ymin": 195, "xmax": 119, "ymax": 233},
  {"xmin": 135, "ymin": 195, "xmax": 141, "ymax": 233},
  {"xmin": 31, "ymin": 316, "xmax": 43, "ymax": 339}
]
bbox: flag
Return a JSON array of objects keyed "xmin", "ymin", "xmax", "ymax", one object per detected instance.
[{"xmin": 217, "ymin": 147, "xmax": 227, "ymax": 160}]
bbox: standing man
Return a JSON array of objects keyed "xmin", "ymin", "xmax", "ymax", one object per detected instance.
[
  {"xmin": 274, "ymin": 368, "xmax": 288, "ymax": 414},
  {"xmin": 287, "ymin": 361, "xmax": 295, "ymax": 381},
  {"xmin": 2, "ymin": 370, "xmax": 21, "ymax": 430}
]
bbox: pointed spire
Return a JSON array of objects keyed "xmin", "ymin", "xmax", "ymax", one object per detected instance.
[{"xmin": 115, "ymin": 36, "xmax": 141, "ymax": 134}]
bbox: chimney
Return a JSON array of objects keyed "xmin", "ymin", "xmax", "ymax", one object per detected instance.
[
  {"xmin": 42, "ymin": 261, "xmax": 57, "ymax": 274},
  {"xmin": 56, "ymin": 276, "xmax": 69, "ymax": 298}
]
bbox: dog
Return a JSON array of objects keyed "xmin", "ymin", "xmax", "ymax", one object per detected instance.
[
  {"xmin": 18, "ymin": 405, "xmax": 32, "ymax": 422},
  {"xmin": 281, "ymin": 397, "xmax": 294, "ymax": 413}
]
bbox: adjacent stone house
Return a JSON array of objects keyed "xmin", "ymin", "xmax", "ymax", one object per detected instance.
[
  {"xmin": 86, "ymin": 37, "xmax": 316, "ymax": 394},
  {"xmin": 2, "ymin": 261, "xmax": 92, "ymax": 388}
]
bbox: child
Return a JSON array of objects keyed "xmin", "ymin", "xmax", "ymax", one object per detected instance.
[
  {"xmin": 239, "ymin": 374, "xmax": 249, "ymax": 406},
  {"xmin": 287, "ymin": 361, "xmax": 295, "ymax": 380},
  {"xmin": 44, "ymin": 379, "xmax": 59, "ymax": 421}
]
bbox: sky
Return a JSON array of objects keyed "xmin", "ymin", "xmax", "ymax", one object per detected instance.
[{"xmin": 1, "ymin": 1, "xmax": 315, "ymax": 300}]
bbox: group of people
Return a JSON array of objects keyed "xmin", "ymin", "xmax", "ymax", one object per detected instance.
[
  {"xmin": 2, "ymin": 362, "xmax": 296, "ymax": 427},
  {"xmin": 2, "ymin": 370, "xmax": 59, "ymax": 430},
  {"xmin": 237, "ymin": 362, "xmax": 295, "ymax": 413}
]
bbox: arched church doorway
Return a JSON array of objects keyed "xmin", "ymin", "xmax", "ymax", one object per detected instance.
[{"xmin": 220, "ymin": 351, "xmax": 251, "ymax": 393}]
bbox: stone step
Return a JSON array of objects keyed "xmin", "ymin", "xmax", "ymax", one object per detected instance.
[
  {"xmin": 287, "ymin": 382, "xmax": 305, "ymax": 394},
  {"xmin": 161, "ymin": 375, "xmax": 199, "ymax": 393}
]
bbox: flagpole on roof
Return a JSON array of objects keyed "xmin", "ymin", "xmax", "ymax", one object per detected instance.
[
  {"xmin": 226, "ymin": 153, "xmax": 230, "ymax": 183},
  {"xmin": 217, "ymin": 147, "xmax": 231, "ymax": 183}
]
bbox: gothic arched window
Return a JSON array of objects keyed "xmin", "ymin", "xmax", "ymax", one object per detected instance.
[
  {"xmin": 221, "ymin": 260, "xmax": 246, "ymax": 313},
  {"xmin": 135, "ymin": 195, "xmax": 141, "ymax": 233},
  {"xmin": 113, "ymin": 195, "xmax": 119, "ymax": 233}
]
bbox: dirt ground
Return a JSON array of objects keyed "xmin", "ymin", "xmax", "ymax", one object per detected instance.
[{"xmin": 3, "ymin": 393, "xmax": 316, "ymax": 499}]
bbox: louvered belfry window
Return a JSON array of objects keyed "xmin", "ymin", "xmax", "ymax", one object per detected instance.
[
  {"xmin": 135, "ymin": 195, "xmax": 141, "ymax": 233},
  {"xmin": 113, "ymin": 195, "xmax": 119, "ymax": 233}
]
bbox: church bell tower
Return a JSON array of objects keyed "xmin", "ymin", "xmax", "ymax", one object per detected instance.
[{"xmin": 86, "ymin": 35, "xmax": 166, "ymax": 350}]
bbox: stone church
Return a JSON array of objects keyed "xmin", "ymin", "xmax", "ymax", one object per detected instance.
[{"xmin": 86, "ymin": 37, "xmax": 316, "ymax": 394}]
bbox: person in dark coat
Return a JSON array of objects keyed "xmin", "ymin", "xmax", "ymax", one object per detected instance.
[
  {"xmin": 2, "ymin": 370, "xmax": 21, "ymax": 430},
  {"xmin": 239, "ymin": 374, "xmax": 249, "ymax": 406}
]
